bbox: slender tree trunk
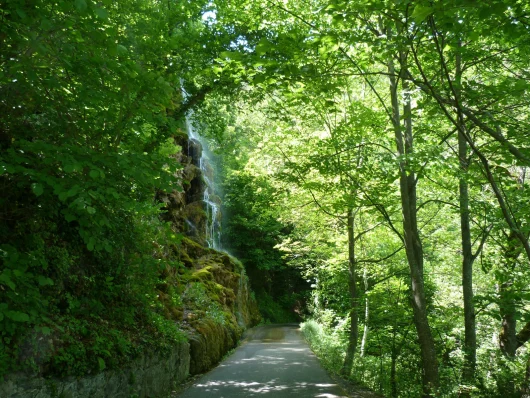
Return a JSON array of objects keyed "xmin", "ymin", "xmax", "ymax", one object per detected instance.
[
  {"xmin": 388, "ymin": 47, "xmax": 439, "ymax": 396},
  {"xmin": 456, "ymin": 47, "xmax": 477, "ymax": 387},
  {"xmin": 391, "ymin": 327, "xmax": 398, "ymax": 398},
  {"xmin": 341, "ymin": 208, "xmax": 358, "ymax": 376},
  {"xmin": 459, "ymin": 136, "xmax": 476, "ymax": 384},
  {"xmin": 499, "ymin": 282, "xmax": 517, "ymax": 357},
  {"xmin": 360, "ymin": 267, "xmax": 369, "ymax": 357},
  {"xmin": 522, "ymin": 357, "xmax": 530, "ymax": 397},
  {"xmin": 499, "ymin": 267, "xmax": 518, "ymax": 358},
  {"xmin": 498, "ymin": 281, "xmax": 517, "ymax": 396},
  {"xmin": 497, "ymin": 231, "xmax": 520, "ymax": 394}
]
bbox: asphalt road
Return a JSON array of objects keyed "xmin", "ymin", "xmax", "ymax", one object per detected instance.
[{"xmin": 175, "ymin": 324, "xmax": 349, "ymax": 398}]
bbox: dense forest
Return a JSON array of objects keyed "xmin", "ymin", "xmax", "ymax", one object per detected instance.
[{"xmin": 1, "ymin": 0, "xmax": 530, "ymax": 397}]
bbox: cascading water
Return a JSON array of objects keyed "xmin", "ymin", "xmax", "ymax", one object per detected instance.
[{"xmin": 184, "ymin": 105, "xmax": 221, "ymax": 250}]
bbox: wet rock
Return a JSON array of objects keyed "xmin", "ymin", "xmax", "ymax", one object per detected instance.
[{"xmin": 187, "ymin": 139, "xmax": 202, "ymax": 168}]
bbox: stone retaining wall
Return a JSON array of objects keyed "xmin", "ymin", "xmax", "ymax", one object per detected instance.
[{"xmin": 0, "ymin": 341, "xmax": 189, "ymax": 398}]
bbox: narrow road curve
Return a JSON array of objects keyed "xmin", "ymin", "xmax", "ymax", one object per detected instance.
[{"xmin": 175, "ymin": 324, "xmax": 349, "ymax": 398}]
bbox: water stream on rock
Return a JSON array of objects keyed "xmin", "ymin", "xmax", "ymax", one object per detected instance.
[{"xmin": 184, "ymin": 109, "xmax": 222, "ymax": 250}]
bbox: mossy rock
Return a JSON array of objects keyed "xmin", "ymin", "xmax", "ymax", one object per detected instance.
[
  {"xmin": 188, "ymin": 267, "xmax": 214, "ymax": 282},
  {"xmin": 175, "ymin": 245, "xmax": 194, "ymax": 269},
  {"xmin": 187, "ymin": 318, "xmax": 241, "ymax": 374},
  {"xmin": 180, "ymin": 237, "xmax": 211, "ymax": 259},
  {"xmin": 173, "ymin": 129, "xmax": 189, "ymax": 148}
]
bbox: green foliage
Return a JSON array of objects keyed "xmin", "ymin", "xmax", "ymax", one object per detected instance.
[
  {"xmin": 206, "ymin": 0, "xmax": 530, "ymax": 394},
  {"xmin": 221, "ymin": 169, "xmax": 310, "ymax": 322},
  {"xmin": 301, "ymin": 319, "xmax": 346, "ymax": 373},
  {"xmin": 183, "ymin": 282, "xmax": 229, "ymax": 326},
  {"xmin": 2, "ymin": 0, "xmax": 530, "ymax": 395},
  {"xmin": 0, "ymin": 0, "xmax": 217, "ymax": 379},
  {"xmin": 255, "ymin": 291, "xmax": 298, "ymax": 324}
]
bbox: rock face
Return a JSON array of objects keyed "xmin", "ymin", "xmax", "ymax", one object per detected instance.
[
  {"xmin": 0, "ymin": 341, "xmax": 190, "ymax": 398},
  {"xmin": 158, "ymin": 131, "xmax": 222, "ymax": 249},
  {"xmin": 159, "ymin": 130, "xmax": 261, "ymax": 375}
]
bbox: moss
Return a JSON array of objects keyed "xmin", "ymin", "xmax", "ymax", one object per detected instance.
[
  {"xmin": 188, "ymin": 317, "xmax": 242, "ymax": 374},
  {"xmin": 177, "ymin": 247, "xmax": 194, "ymax": 269},
  {"xmin": 213, "ymin": 283, "xmax": 224, "ymax": 293},
  {"xmin": 180, "ymin": 236, "xmax": 211, "ymax": 259},
  {"xmin": 188, "ymin": 267, "xmax": 214, "ymax": 282}
]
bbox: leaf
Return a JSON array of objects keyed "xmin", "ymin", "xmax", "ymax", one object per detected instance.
[
  {"xmin": 39, "ymin": 326, "xmax": 52, "ymax": 335},
  {"xmin": 87, "ymin": 237, "xmax": 95, "ymax": 251},
  {"xmin": 89, "ymin": 169, "xmax": 100, "ymax": 179},
  {"xmin": 412, "ymin": 5, "xmax": 433, "ymax": 23},
  {"xmin": 16, "ymin": 8, "xmax": 27, "ymax": 19},
  {"xmin": 64, "ymin": 213, "xmax": 77, "ymax": 222},
  {"xmin": 98, "ymin": 357, "xmax": 106, "ymax": 371},
  {"xmin": 6, "ymin": 311, "xmax": 30, "ymax": 322},
  {"xmin": 106, "ymin": 188, "xmax": 120, "ymax": 199},
  {"xmin": 253, "ymin": 74, "xmax": 266, "ymax": 84},
  {"xmin": 31, "ymin": 183, "xmax": 44, "ymax": 197},
  {"xmin": 220, "ymin": 51, "xmax": 242, "ymax": 61},
  {"xmin": 0, "ymin": 273, "xmax": 16, "ymax": 290},
  {"xmin": 87, "ymin": 206, "xmax": 96, "ymax": 215},
  {"xmin": 63, "ymin": 164, "xmax": 76, "ymax": 173},
  {"xmin": 75, "ymin": 0, "xmax": 87, "ymax": 11},
  {"xmin": 37, "ymin": 276, "xmax": 54, "ymax": 286},
  {"xmin": 67, "ymin": 185, "xmax": 81, "ymax": 198},
  {"xmin": 40, "ymin": 18, "xmax": 53, "ymax": 31},
  {"xmin": 95, "ymin": 8, "xmax": 108, "ymax": 19},
  {"xmin": 255, "ymin": 38, "xmax": 273, "ymax": 55}
]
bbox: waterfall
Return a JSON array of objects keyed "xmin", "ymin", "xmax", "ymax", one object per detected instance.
[{"xmin": 183, "ymin": 97, "xmax": 221, "ymax": 250}]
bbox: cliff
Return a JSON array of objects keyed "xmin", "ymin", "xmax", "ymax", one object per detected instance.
[{"xmin": 0, "ymin": 130, "xmax": 260, "ymax": 398}]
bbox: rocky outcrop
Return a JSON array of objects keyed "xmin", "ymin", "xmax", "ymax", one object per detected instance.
[
  {"xmin": 157, "ymin": 131, "xmax": 207, "ymax": 246},
  {"xmin": 0, "ymin": 342, "xmax": 190, "ymax": 398},
  {"xmin": 158, "ymin": 131, "xmax": 221, "ymax": 249},
  {"xmin": 177, "ymin": 238, "xmax": 260, "ymax": 374},
  {"xmin": 159, "ymin": 130, "xmax": 261, "ymax": 375}
]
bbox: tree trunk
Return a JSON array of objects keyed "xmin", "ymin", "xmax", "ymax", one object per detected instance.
[
  {"xmin": 388, "ymin": 47, "xmax": 439, "ymax": 396},
  {"xmin": 456, "ymin": 46, "xmax": 477, "ymax": 386},
  {"xmin": 391, "ymin": 327, "xmax": 398, "ymax": 398},
  {"xmin": 360, "ymin": 267, "xmax": 369, "ymax": 357},
  {"xmin": 459, "ymin": 138, "xmax": 477, "ymax": 385},
  {"xmin": 498, "ymin": 231, "xmax": 520, "ymax": 395},
  {"xmin": 341, "ymin": 208, "xmax": 358, "ymax": 376},
  {"xmin": 499, "ymin": 281, "xmax": 517, "ymax": 358},
  {"xmin": 522, "ymin": 356, "xmax": 530, "ymax": 397}
]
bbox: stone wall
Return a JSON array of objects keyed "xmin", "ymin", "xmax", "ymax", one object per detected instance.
[{"xmin": 0, "ymin": 342, "xmax": 189, "ymax": 398}]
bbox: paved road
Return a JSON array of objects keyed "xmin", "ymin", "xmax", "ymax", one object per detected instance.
[{"xmin": 175, "ymin": 324, "xmax": 348, "ymax": 398}]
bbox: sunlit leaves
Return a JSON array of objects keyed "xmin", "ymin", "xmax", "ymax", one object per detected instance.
[{"xmin": 411, "ymin": 4, "xmax": 434, "ymax": 23}]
